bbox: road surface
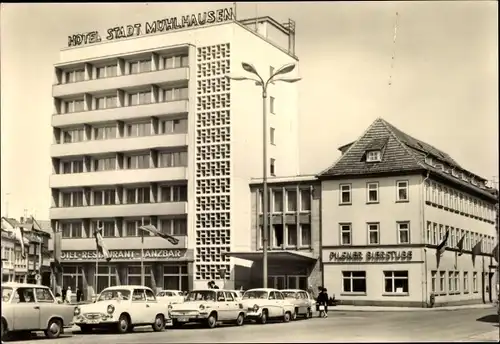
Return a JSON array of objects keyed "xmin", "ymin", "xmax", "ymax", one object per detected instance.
[{"xmin": 6, "ymin": 307, "xmax": 499, "ymax": 343}]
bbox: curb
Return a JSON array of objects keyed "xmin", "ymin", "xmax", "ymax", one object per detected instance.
[{"xmin": 330, "ymin": 304, "xmax": 495, "ymax": 312}]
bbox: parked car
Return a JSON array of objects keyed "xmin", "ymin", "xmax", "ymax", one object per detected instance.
[
  {"xmin": 281, "ymin": 289, "xmax": 314, "ymax": 319},
  {"xmin": 168, "ymin": 289, "xmax": 246, "ymax": 329},
  {"xmin": 227, "ymin": 290, "xmax": 244, "ymax": 301},
  {"xmin": 156, "ymin": 290, "xmax": 184, "ymax": 305},
  {"xmin": 242, "ymin": 288, "xmax": 295, "ymax": 324},
  {"xmin": 73, "ymin": 285, "xmax": 169, "ymax": 334},
  {"xmin": 1, "ymin": 282, "xmax": 75, "ymax": 340}
]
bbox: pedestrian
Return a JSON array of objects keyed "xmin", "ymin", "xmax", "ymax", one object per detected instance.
[
  {"xmin": 61, "ymin": 286, "xmax": 67, "ymax": 303},
  {"xmin": 76, "ymin": 287, "xmax": 83, "ymax": 303},
  {"xmin": 66, "ymin": 286, "xmax": 72, "ymax": 304},
  {"xmin": 318, "ymin": 288, "xmax": 329, "ymax": 318},
  {"xmin": 210, "ymin": 281, "xmax": 219, "ymax": 289}
]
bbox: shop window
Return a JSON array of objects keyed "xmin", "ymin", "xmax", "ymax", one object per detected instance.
[
  {"xmin": 383, "ymin": 271, "xmax": 408, "ymax": 294},
  {"xmin": 272, "ymin": 224, "xmax": 284, "ymax": 248},
  {"xmin": 163, "ymin": 264, "xmax": 189, "ymax": 291},
  {"xmin": 431, "ymin": 271, "xmax": 437, "ymax": 293},
  {"xmin": 342, "ymin": 271, "xmax": 366, "ymax": 293}
]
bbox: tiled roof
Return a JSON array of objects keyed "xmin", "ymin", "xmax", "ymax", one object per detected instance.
[
  {"xmin": 318, "ymin": 118, "xmax": 496, "ymax": 201},
  {"xmin": 1, "ymin": 217, "xmax": 51, "ymax": 237}
]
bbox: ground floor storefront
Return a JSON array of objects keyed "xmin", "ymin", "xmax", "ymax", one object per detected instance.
[
  {"xmin": 321, "ymin": 246, "xmax": 498, "ymax": 307},
  {"xmin": 54, "ymin": 248, "xmax": 194, "ymax": 301}
]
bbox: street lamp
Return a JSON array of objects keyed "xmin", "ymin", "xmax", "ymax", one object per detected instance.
[{"xmin": 228, "ymin": 62, "xmax": 301, "ymax": 288}]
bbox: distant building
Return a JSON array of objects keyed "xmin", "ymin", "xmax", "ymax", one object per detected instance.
[{"xmin": 317, "ymin": 118, "xmax": 498, "ymax": 307}]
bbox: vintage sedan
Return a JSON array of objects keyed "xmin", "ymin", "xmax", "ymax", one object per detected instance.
[
  {"xmin": 1, "ymin": 282, "xmax": 75, "ymax": 340},
  {"xmin": 168, "ymin": 289, "xmax": 246, "ymax": 329},
  {"xmin": 156, "ymin": 290, "xmax": 184, "ymax": 305},
  {"xmin": 242, "ymin": 288, "xmax": 295, "ymax": 324},
  {"xmin": 281, "ymin": 289, "xmax": 314, "ymax": 319},
  {"xmin": 73, "ymin": 285, "xmax": 169, "ymax": 334}
]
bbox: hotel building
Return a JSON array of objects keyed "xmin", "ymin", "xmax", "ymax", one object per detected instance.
[
  {"xmin": 49, "ymin": 8, "xmax": 300, "ymax": 297},
  {"xmin": 318, "ymin": 118, "xmax": 498, "ymax": 307}
]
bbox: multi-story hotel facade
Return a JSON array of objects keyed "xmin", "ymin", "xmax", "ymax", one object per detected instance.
[
  {"xmin": 49, "ymin": 8, "xmax": 300, "ymax": 297},
  {"xmin": 318, "ymin": 118, "xmax": 498, "ymax": 307}
]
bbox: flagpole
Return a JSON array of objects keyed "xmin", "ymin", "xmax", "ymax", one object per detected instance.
[
  {"xmin": 95, "ymin": 221, "xmax": 100, "ymax": 297},
  {"xmin": 38, "ymin": 241, "xmax": 42, "ymax": 285},
  {"xmin": 141, "ymin": 217, "xmax": 145, "ymax": 286}
]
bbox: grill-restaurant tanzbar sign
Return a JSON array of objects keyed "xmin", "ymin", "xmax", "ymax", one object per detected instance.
[
  {"xmin": 68, "ymin": 7, "xmax": 234, "ymax": 47},
  {"xmin": 61, "ymin": 249, "xmax": 186, "ymax": 261}
]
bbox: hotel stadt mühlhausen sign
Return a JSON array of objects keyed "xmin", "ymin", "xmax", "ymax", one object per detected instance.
[
  {"xmin": 61, "ymin": 249, "xmax": 186, "ymax": 261},
  {"xmin": 68, "ymin": 8, "xmax": 234, "ymax": 47},
  {"xmin": 329, "ymin": 251, "xmax": 413, "ymax": 262}
]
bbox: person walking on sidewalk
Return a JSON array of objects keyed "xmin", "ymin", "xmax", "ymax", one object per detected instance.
[{"xmin": 317, "ymin": 287, "xmax": 329, "ymax": 318}]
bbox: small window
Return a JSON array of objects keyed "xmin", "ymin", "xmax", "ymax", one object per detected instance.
[
  {"xmin": 132, "ymin": 289, "xmax": 146, "ymax": 301},
  {"xmin": 216, "ymin": 291, "xmax": 225, "ymax": 302},
  {"xmin": 340, "ymin": 184, "xmax": 351, "ymax": 204},
  {"xmin": 342, "ymin": 271, "xmax": 367, "ymax": 293},
  {"xmin": 431, "ymin": 271, "xmax": 437, "ymax": 293},
  {"xmin": 225, "ymin": 292, "xmax": 234, "ymax": 301},
  {"xmin": 14, "ymin": 288, "xmax": 36, "ymax": 303},
  {"xmin": 275, "ymin": 292, "xmax": 284, "ymax": 300},
  {"xmin": 35, "ymin": 288, "xmax": 55, "ymax": 303},
  {"xmin": 270, "ymin": 127, "xmax": 275, "ymax": 145},
  {"xmin": 366, "ymin": 150, "xmax": 381, "ymax": 162},
  {"xmin": 397, "ymin": 222, "xmax": 410, "ymax": 244},
  {"xmin": 439, "ymin": 271, "xmax": 445, "ymax": 292},
  {"xmin": 396, "ymin": 181, "xmax": 409, "ymax": 202},
  {"xmin": 340, "ymin": 223, "xmax": 352, "ymax": 245},
  {"xmin": 145, "ymin": 289, "xmax": 156, "ymax": 302},
  {"xmin": 367, "ymin": 223, "xmax": 379, "ymax": 245},
  {"xmin": 472, "ymin": 272, "xmax": 478, "ymax": 293},
  {"xmin": 270, "ymin": 96, "xmax": 275, "ymax": 114},
  {"xmin": 270, "ymin": 158, "xmax": 276, "ymax": 176},
  {"xmin": 463, "ymin": 272, "xmax": 469, "ymax": 293},
  {"xmin": 367, "ymin": 182, "xmax": 379, "ymax": 203}
]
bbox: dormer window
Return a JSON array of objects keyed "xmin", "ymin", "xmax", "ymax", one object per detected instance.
[{"xmin": 366, "ymin": 150, "xmax": 381, "ymax": 162}]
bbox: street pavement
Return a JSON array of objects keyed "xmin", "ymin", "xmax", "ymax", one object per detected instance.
[{"xmin": 6, "ymin": 307, "xmax": 499, "ymax": 343}]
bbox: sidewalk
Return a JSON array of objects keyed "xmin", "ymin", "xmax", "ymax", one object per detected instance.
[
  {"xmin": 462, "ymin": 329, "xmax": 499, "ymax": 342},
  {"xmin": 330, "ymin": 304, "xmax": 495, "ymax": 312}
]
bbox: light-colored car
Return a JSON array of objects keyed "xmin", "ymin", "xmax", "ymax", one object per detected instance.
[
  {"xmin": 1, "ymin": 282, "xmax": 75, "ymax": 340},
  {"xmin": 242, "ymin": 288, "xmax": 295, "ymax": 324},
  {"xmin": 228, "ymin": 290, "xmax": 244, "ymax": 301},
  {"xmin": 281, "ymin": 289, "xmax": 314, "ymax": 319},
  {"xmin": 156, "ymin": 290, "xmax": 184, "ymax": 305},
  {"xmin": 168, "ymin": 289, "xmax": 246, "ymax": 329},
  {"xmin": 73, "ymin": 285, "xmax": 169, "ymax": 334}
]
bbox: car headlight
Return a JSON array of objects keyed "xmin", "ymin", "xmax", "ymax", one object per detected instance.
[
  {"xmin": 74, "ymin": 307, "xmax": 81, "ymax": 316},
  {"xmin": 107, "ymin": 304, "xmax": 115, "ymax": 314},
  {"xmin": 199, "ymin": 304, "xmax": 205, "ymax": 311},
  {"xmin": 253, "ymin": 304, "xmax": 259, "ymax": 311}
]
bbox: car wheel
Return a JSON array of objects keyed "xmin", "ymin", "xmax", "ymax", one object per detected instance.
[
  {"xmin": 206, "ymin": 313, "xmax": 217, "ymax": 329},
  {"xmin": 283, "ymin": 311, "xmax": 291, "ymax": 323},
  {"xmin": 80, "ymin": 325, "xmax": 93, "ymax": 333},
  {"xmin": 44, "ymin": 318, "xmax": 62, "ymax": 339},
  {"xmin": 235, "ymin": 313, "xmax": 244, "ymax": 326},
  {"xmin": 117, "ymin": 314, "xmax": 130, "ymax": 334},
  {"xmin": 259, "ymin": 310, "xmax": 268, "ymax": 324},
  {"xmin": 1, "ymin": 318, "xmax": 7, "ymax": 341},
  {"xmin": 152, "ymin": 314, "xmax": 165, "ymax": 332}
]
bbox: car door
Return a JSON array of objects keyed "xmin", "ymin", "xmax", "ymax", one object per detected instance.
[
  {"xmin": 144, "ymin": 289, "xmax": 159, "ymax": 323},
  {"xmin": 12, "ymin": 287, "xmax": 41, "ymax": 330},
  {"xmin": 224, "ymin": 291, "xmax": 238, "ymax": 319},
  {"xmin": 275, "ymin": 291, "xmax": 286, "ymax": 316},
  {"xmin": 131, "ymin": 289, "xmax": 148, "ymax": 324},
  {"xmin": 298, "ymin": 292, "xmax": 308, "ymax": 314},
  {"xmin": 35, "ymin": 287, "xmax": 58, "ymax": 328},
  {"xmin": 268, "ymin": 291, "xmax": 279, "ymax": 318},
  {"xmin": 215, "ymin": 291, "xmax": 228, "ymax": 320}
]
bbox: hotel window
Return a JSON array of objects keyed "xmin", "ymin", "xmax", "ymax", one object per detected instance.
[
  {"xmin": 60, "ymin": 191, "xmax": 83, "ymax": 207},
  {"xmin": 448, "ymin": 226, "xmax": 454, "ymax": 247},
  {"xmin": 163, "ymin": 55, "xmax": 189, "ymax": 69},
  {"xmin": 159, "ymin": 185, "xmax": 187, "ymax": 202},
  {"xmin": 450, "ymin": 190, "xmax": 455, "ymax": 210},
  {"xmin": 61, "ymin": 222, "xmax": 83, "ymax": 238},
  {"xmin": 61, "ymin": 160, "xmax": 83, "ymax": 174},
  {"xmin": 160, "ymin": 118, "xmax": 188, "ymax": 134},
  {"xmin": 463, "ymin": 272, "xmax": 469, "ymax": 292},
  {"xmin": 439, "ymin": 224, "xmax": 444, "ymax": 241},
  {"xmin": 91, "ymin": 220, "xmax": 115, "ymax": 237},
  {"xmin": 342, "ymin": 271, "xmax": 366, "ymax": 293},
  {"xmin": 448, "ymin": 272, "xmax": 453, "ymax": 293},
  {"xmin": 158, "ymin": 151, "xmax": 188, "ymax": 168},
  {"xmin": 64, "ymin": 69, "xmax": 85, "ymax": 83},
  {"xmin": 367, "ymin": 223, "xmax": 379, "ymax": 245},
  {"xmin": 432, "ymin": 183, "xmax": 438, "ymax": 204},
  {"xmin": 397, "ymin": 222, "xmax": 410, "ymax": 244},
  {"xmin": 426, "ymin": 221, "xmax": 431, "ymax": 244},
  {"xmin": 300, "ymin": 188, "xmax": 311, "ymax": 211},
  {"xmin": 97, "ymin": 266, "xmax": 118, "ymax": 293},
  {"xmin": 127, "ymin": 265, "xmax": 153, "ymax": 289},
  {"xmin": 129, "ymin": 59, "xmax": 151, "ymax": 74},
  {"xmin": 454, "ymin": 272, "xmax": 460, "ymax": 293},
  {"xmin": 125, "ymin": 187, "xmax": 150, "ymax": 204},
  {"xmin": 432, "ymin": 223, "xmax": 438, "ymax": 245},
  {"xmin": 96, "ymin": 64, "xmax": 117, "ymax": 79},
  {"xmin": 126, "ymin": 122, "xmax": 151, "ymax": 137},
  {"xmin": 273, "ymin": 190, "xmax": 283, "ymax": 213},
  {"xmin": 270, "ymin": 96, "xmax": 275, "ymax": 114},
  {"xmin": 93, "ymin": 126, "xmax": 117, "ymax": 140},
  {"xmin": 128, "ymin": 90, "xmax": 152, "ymax": 106},
  {"xmin": 125, "ymin": 154, "xmax": 150, "ymax": 169},
  {"xmin": 270, "ymin": 158, "xmax": 276, "ymax": 176},
  {"xmin": 125, "ymin": 218, "xmax": 150, "ymax": 237},
  {"xmin": 444, "ymin": 187, "xmax": 449, "ymax": 207},
  {"xmin": 93, "ymin": 189, "xmax": 116, "ymax": 206},
  {"xmin": 160, "ymin": 218, "xmax": 187, "ymax": 236},
  {"xmin": 384, "ymin": 271, "xmax": 409, "ymax": 294},
  {"xmin": 396, "ymin": 181, "xmax": 409, "ymax": 202},
  {"xmin": 340, "ymin": 184, "xmax": 352, "ymax": 205},
  {"xmin": 93, "ymin": 157, "xmax": 116, "ymax": 171},
  {"xmin": 62, "ymin": 128, "xmax": 84, "ymax": 143},
  {"xmin": 300, "ymin": 224, "xmax": 311, "ymax": 246},
  {"xmin": 95, "ymin": 95, "xmax": 117, "ymax": 110},
  {"xmin": 431, "ymin": 271, "xmax": 437, "ymax": 292},
  {"xmin": 438, "ymin": 185, "xmax": 443, "ymax": 205},
  {"xmin": 163, "ymin": 265, "xmax": 189, "ymax": 291},
  {"xmin": 367, "ymin": 182, "xmax": 379, "ymax": 203},
  {"xmin": 163, "ymin": 87, "xmax": 188, "ymax": 101},
  {"xmin": 286, "ymin": 189, "xmax": 297, "ymax": 212},
  {"xmin": 472, "ymin": 272, "xmax": 478, "ymax": 293},
  {"xmin": 64, "ymin": 99, "xmax": 85, "ymax": 113},
  {"xmin": 287, "ymin": 224, "xmax": 297, "ymax": 246},
  {"xmin": 458, "ymin": 194, "xmax": 463, "ymax": 213},
  {"xmin": 270, "ymin": 127, "xmax": 275, "ymax": 145},
  {"xmin": 439, "ymin": 271, "xmax": 445, "ymax": 293},
  {"xmin": 340, "ymin": 223, "xmax": 352, "ymax": 245},
  {"xmin": 425, "ymin": 181, "xmax": 430, "ymax": 201}
]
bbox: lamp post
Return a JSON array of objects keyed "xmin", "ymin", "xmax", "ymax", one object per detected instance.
[{"xmin": 228, "ymin": 62, "xmax": 301, "ymax": 288}]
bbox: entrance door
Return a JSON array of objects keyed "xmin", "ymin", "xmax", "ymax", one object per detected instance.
[
  {"xmin": 268, "ymin": 276, "xmax": 286, "ymax": 289},
  {"xmin": 286, "ymin": 276, "xmax": 308, "ymax": 290}
]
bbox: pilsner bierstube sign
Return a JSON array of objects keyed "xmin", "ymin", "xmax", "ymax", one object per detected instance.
[{"xmin": 68, "ymin": 8, "xmax": 234, "ymax": 47}]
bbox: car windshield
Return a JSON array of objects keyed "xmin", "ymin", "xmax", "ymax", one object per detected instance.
[
  {"xmin": 185, "ymin": 290, "xmax": 216, "ymax": 302},
  {"xmin": 2, "ymin": 287, "xmax": 13, "ymax": 302},
  {"xmin": 282, "ymin": 291, "xmax": 297, "ymax": 299},
  {"xmin": 243, "ymin": 290, "xmax": 269, "ymax": 300},
  {"xmin": 97, "ymin": 289, "xmax": 131, "ymax": 301}
]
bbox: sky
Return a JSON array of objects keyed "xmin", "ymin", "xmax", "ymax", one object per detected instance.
[{"xmin": 0, "ymin": 2, "xmax": 498, "ymax": 220}]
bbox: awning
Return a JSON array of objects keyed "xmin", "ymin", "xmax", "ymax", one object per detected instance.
[{"xmin": 225, "ymin": 250, "xmax": 317, "ymax": 264}]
